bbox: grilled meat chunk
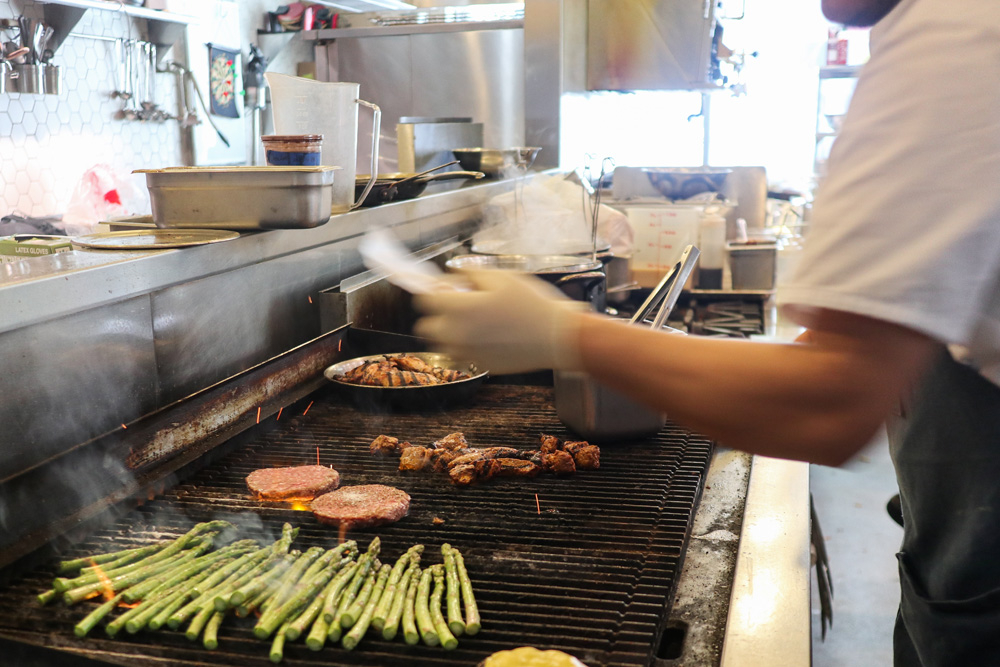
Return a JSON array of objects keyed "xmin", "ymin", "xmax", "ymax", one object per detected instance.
[
  {"xmin": 449, "ymin": 464, "xmax": 479, "ymax": 486},
  {"xmin": 391, "ymin": 354, "xmax": 438, "ymax": 374},
  {"xmin": 524, "ymin": 450, "xmax": 544, "ymax": 466},
  {"xmin": 542, "ymin": 451, "xmax": 577, "ymax": 475},
  {"xmin": 399, "ymin": 446, "xmax": 434, "ymax": 472},
  {"xmin": 447, "ymin": 447, "xmax": 523, "ymax": 470},
  {"xmin": 370, "ymin": 434, "xmax": 401, "ymax": 456},
  {"xmin": 432, "ymin": 368, "xmax": 468, "ymax": 383},
  {"xmin": 384, "ymin": 370, "xmax": 440, "ymax": 387},
  {"xmin": 431, "ymin": 447, "xmax": 472, "ymax": 472},
  {"xmin": 572, "ymin": 445, "xmax": 601, "ymax": 470},
  {"xmin": 539, "ymin": 433, "xmax": 562, "ymax": 454},
  {"xmin": 494, "ymin": 458, "xmax": 542, "ymax": 478},
  {"xmin": 434, "ymin": 432, "xmax": 470, "ymax": 451}
]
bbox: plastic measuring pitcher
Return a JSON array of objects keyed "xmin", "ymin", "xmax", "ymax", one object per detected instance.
[{"xmin": 266, "ymin": 73, "xmax": 381, "ymax": 213}]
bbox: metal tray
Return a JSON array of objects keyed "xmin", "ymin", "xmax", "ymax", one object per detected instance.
[
  {"xmin": 324, "ymin": 352, "xmax": 488, "ymax": 411},
  {"xmin": 71, "ymin": 229, "xmax": 239, "ymax": 250},
  {"xmin": 135, "ymin": 166, "xmax": 338, "ymax": 231}
]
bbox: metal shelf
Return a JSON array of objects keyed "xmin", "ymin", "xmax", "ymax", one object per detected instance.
[
  {"xmin": 305, "ymin": 0, "xmax": 415, "ymax": 12},
  {"xmin": 38, "ymin": 0, "xmax": 197, "ymax": 54}
]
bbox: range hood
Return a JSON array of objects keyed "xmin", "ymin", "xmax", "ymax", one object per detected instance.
[{"xmin": 587, "ymin": 0, "xmax": 722, "ymax": 91}]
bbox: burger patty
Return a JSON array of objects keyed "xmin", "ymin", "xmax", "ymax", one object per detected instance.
[
  {"xmin": 247, "ymin": 465, "xmax": 341, "ymax": 500},
  {"xmin": 311, "ymin": 484, "xmax": 411, "ymax": 528}
]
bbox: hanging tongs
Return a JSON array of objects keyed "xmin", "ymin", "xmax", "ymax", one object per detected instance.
[
  {"xmin": 629, "ymin": 245, "xmax": 701, "ymax": 332},
  {"xmin": 586, "ymin": 157, "xmax": 615, "ymax": 262}
]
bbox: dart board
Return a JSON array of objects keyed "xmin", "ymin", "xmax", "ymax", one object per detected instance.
[{"xmin": 208, "ymin": 44, "xmax": 240, "ymax": 118}]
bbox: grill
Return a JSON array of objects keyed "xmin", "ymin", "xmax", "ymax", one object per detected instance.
[{"xmin": 0, "ymin": 381, "xmax": 712, "ymax": 667}]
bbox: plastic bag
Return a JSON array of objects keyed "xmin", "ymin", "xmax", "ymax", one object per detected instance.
[
  {"xmin": 61, "ymin": 165, "xmax": 149, "ymax": 236},
  {"xmin": 475, "ymin": 174, "xmax": 634, "ymax": 256}
]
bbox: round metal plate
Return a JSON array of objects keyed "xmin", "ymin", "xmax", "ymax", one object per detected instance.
[
  {"xmin": 324, "ymin": 352, "xmax": 488, "ymax": 411},
  {"xmin": 71, "ymin": 229, "xmax": 240, "ymax": 250}
]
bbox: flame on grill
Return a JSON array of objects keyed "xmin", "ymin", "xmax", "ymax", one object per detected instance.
[
  {"xmin": 338, "ymin": 523, "xmax": 348, "ymax": 545},
  {"xmin": 89, "ymin": 559, "xmax": 116, "ymax": 602},
  {"xmin": 288, "ymin": 501, "xmax": 310, "ymax": 511}
]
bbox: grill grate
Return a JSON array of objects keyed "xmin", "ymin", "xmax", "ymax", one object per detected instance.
[{"xmin": 0, "ymin": 385, "xmax": 713, "ymax": 667}]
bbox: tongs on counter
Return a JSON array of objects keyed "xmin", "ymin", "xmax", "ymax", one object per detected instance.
[{"xmin": 629, "ymin": 244, "xmax": 700, "ymax": 332}]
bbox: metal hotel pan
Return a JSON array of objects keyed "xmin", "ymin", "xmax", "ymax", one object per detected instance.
[{"xmin": 324, "ymin": 352, "xmax": 487, "ymax": 411}]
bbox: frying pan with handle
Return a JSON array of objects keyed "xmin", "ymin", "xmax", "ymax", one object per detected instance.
[{"xmin": 355, "ymin": 163, "xmax": 486, "ymax": 207}]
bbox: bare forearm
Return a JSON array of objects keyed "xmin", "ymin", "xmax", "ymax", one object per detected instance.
[{"xmin": 576, "ymin": 313, "xmax": 934, "ymax": 465}]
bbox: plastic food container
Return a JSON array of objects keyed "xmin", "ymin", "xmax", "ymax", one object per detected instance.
[
  {"xmin": 727, "ymin": 240, "xmax": 778, "ymax": 290},
  {"xmin": 262, "ymin": 134, "xmax": 323, "ymax": 166},
  {"xmin": 135, "ymin": 166, "xmax": 337, "ymax": 230}
]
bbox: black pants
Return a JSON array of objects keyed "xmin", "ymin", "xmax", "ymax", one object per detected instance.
[{"xmin": 889, "ymin": 350, "xmax": 1000, "ymax": 665}]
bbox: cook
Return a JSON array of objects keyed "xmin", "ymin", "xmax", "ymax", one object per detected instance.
[{"xmin": 415, "ymin": 0, "xmax": 1000, "ymax": 664}]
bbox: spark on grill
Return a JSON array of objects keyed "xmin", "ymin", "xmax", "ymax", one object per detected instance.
[
  {"xmin": 256, "ymin": 407, "xmax": 261, "ymax": 424},
  {"xmin": 277, "ymin": 407, "xmax": 284, "ymax": 420}
]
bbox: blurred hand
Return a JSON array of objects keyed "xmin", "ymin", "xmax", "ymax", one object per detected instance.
[{"xmin": 413, "ymin": 270, "xmax": 589, "ymax": 375}]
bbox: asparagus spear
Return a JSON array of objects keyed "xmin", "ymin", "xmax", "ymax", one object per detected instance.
[
  {"xmin": 158, "ymin": 552, "xmax": 264, "ymax": 629},
  {"xmin": 170, "ymin": 553, "xmax": 292, "ymax": 629},
  {"xmin": 340, "ymin": 566, "xmax": 378, "ymax": 629},
  {"xmin": 343, "ymin": 563, "xmax": 391, "ymax": 650},
  {"xmin": 401, "ymin": 566, "xmax": 422, "ymax": 645},
  {"xmin": 270, "ymin": 620, "xmax": 292, "ymax": 664},
  {"xmin": 285, "ymin": 560, "xmax": 351, "ymax": 641},
  {"xmin": 325, "ymin": 539, "xmax": 380, "ymax": 637},
  {"xmin": 72, "ymin": 542, "xmax": 168, "ymax": 575},
  {"xmin": 36, "ymin": 588, "xmax": 59, "ymax": 605},
  {"xmin": 125, "ymin": 559, "xmax": 231, "ymax": 634},
  {"xmin": 184, "ymin": 600, "xmax": 216, "ymax": 641},
  {"xmin": 203, "ymin": 610, "xmax": 225, "ymax": 650},
  {"xmin": 415, "ymin": 566, "xmax": 439, "ymax": 646},
  {"xmin": 57, "ymin": 542, "xmax": 166, "ymax": 575},
  {"xmin": 262, "ymin": 547, "xmax": 324, "ymax": 614},
  {"xmin": 73, "ymin": 593, "xmax": 124, "ymax": 638},
  {"xmin": 123, "ymin": 537, "xmax": 250, "ymax": 603},
  {"xmin": 229, "ymin": 553, "xmax": 296, "ymax": 607},
  {"xmin": 430, "ymin": 565, "xmax": 459, "ymax": 650},
  {"xmin": 148, "ymin": 560, "xmax": 232, "ymax": 631},
  {"xmin": 382, "ymin": 563, "xmax": 417, "ymax": 641},
  {"xmin": 320, "ymin": 561, "xmax": 358, "ymax": 623},
  {"xmin": 373, "ymin": 544, "xmax": 423, "ymax": 631},
  {"xmin": 453, "ymin": 548, "xmax": 481, "ymax": 635},
  {"xmin": 54, "ymin": 529, "xmax": 221, "ymax": 593},
  {"xmin": 208, "ymin": 550, "xmax": 278, "ymax": 610},
  {"xmin": 307, "ymin": 563, "xmax": 358, "ymax": 650},
  {"xmin": 272, "ymin": 523, "xmax": 298, "ymax": 555},
  {"xmin": 256, "ymin": 569, "xmax": 333, "ymax": 639},
  {"xmin": 63, "ymin": 551, "xmax": 189, "ymax": 605},
  {"xmin": 441, "ymin": 544, "xmax": 465, "ymax": 636}
]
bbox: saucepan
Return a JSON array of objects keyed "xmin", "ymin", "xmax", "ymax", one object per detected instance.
[
  {"xmin": 355, "ymin": 161, "xmax": 485, "ymax": 207},
  {"xmin": 452, "ymin": 147, "xmax": 541, "ymax": 178}
]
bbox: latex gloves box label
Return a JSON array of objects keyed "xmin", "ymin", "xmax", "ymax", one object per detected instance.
[{"xmin": 0, "ymin": 235, "xmax": 72, "ymax": 264}]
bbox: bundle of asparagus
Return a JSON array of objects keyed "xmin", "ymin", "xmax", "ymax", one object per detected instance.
[{"xmin": 40, "ymin": 523, "xmax": 480, "ymax": 663}]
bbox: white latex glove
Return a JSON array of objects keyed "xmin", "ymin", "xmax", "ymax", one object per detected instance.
[{"xmin": 413, "ymin": 270, "xmax": 590, "ymax": 375}]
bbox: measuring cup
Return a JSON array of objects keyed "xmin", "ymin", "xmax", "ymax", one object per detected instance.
[{"xmin": 266, "ymin": 73, "xmax": 381, "ymax": 213}]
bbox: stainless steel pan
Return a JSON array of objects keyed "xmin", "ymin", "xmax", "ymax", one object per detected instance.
[{"xmin": 323, "ymin": 352, "xmax": 488, "ymax": 411}]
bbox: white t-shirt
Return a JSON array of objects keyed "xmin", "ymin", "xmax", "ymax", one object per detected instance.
[{"xmin": 779, "ymin": 0, "xmax": 1000, "ymax": 383}]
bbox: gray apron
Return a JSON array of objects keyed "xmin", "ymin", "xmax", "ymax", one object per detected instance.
[{"xmin": 890, "ymin": 348, "xmax": 1000, "ymax": 665}]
